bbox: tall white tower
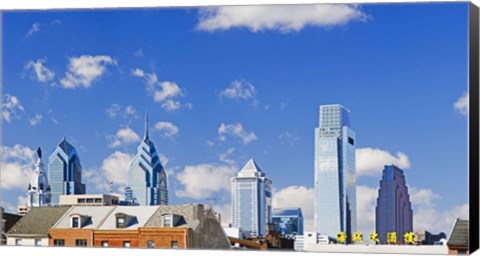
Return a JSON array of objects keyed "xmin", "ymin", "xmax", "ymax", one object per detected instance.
[{"xmin": 27, "ymin": 147, "xmax": 51, "ymax": 207}]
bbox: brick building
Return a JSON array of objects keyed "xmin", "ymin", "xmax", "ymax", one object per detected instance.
[{"xmin": 47, "ymin": 204, "xmax": 230, "ymax": 249}]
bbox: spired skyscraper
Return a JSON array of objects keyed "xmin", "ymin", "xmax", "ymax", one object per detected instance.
[
  {"xmin": 27, "ymin": 147, "xmax": 51, "ymax": 207},
  {"xmin": 48, "ymin": 138, "xmax": 86, "ymax": 205},
  {"xmin": 375, "ymin": 165, "xmax": 413, "ymax": 244},
  {"xmin": 314, "ymin": 104, "xmax": 357, "ymax": 242},
  {"xmin": 231, "ymin": 159, "xmax": 272, "ymax": 238},
  {"xmin": 125, "ymin": 114, "xmax": 168, "ymax": 206}
]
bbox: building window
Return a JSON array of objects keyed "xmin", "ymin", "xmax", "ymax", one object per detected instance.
[
  {"xmin": 35, "ymin": 239, "xmax": 42, "ymax": 246},
  {"xmin": 78, "ymin": 198, "xmax": 86, "ymax": 203},
  {"xmin": 72, "ymin": 216, "xmax": 80, "ymax": 228},
  {"xmin": 117, "ymin": 217, "xmax": 126, "ymax": 228},
  {"xmin": 171, "ymin": 241, "xmax": 178, "ymax": 249},
  {"xmin": 75, "ymin": 239, "xmax": 87, "ymax": 247},
  {"xmin": 86, "ymin": 198, "xmax": 94, "ymax": 204},
  {"xmin": 53, "ymin": 239, "xmax": 65, "ymax": 247},
  {"xmin": 348, "ymin": 137, "xmax": 354, "ymax": 145},
  {"xmin": 95, "ymin": 198, "xmax": 102, "ymax": 203},
  {"xmin": 123, "ymin": 241, "xmax": 131, "ymax": 248},
  {"xmin": 163, "ymin": 215, "xmax": 172, "ymax": 227},
  {"xmin": 147, "ymin": 240, "xmax": 154, "ymax": 248},
  {"xmin": 15, "ymin": 239, "xmax": 22, "ymax": 246}
]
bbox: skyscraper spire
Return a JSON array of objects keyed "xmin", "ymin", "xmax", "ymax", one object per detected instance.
[{"xmin": 144, "ymin": 111, "xmax": 149, "ymax": 140}]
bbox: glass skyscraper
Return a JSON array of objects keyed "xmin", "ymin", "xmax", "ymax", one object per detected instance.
[
  {"xmin": 231, "ymin": 159, "xmax": 272, "ymax": 237},
  {"xmin": 48, "ymin": 138, "xmax": 85, "ymax": 205},
  {"xmin": 272, "ymin": 207, "xmax": 304, "ymax": 237},
  {"xmin": 375, "ymin": 165, "xmax": 413, "ymax": 244},
  {"xmin": 314, "ymin": 104, "xmax": 356, "ymax": 242},
  {"xmin": 125, "ymin": 114, "xmax": 168, "ymax": 206}
]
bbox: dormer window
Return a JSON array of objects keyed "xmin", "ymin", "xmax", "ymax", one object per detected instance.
[
  {"xmin": 163, "ymin": 214, "xmax": 172, "ymax": 227},
  {"xmin": 116, "ymin": 213, "xmax": 127, "ymax": 228},
  {"xmin": 72, "ymin": 217, "xmax": 80, "ymax": 228},
  {"xmin": 70, "ymin": 214, "xmax": 89, "ymax": 228}
]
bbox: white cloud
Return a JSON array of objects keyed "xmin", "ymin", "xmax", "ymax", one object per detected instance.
[
  {"xmin": 2, "ymin": 94, "xmax": 25, "ymax": 123},
  {"xmin": 220, "ymin": 80, "xmax": 256, "ymax": 100},
  {"xmin": 161, "ymin": 99, "xmax": 181, "ymax": 111},
  {"xmin": 211, "ymin": 203, "xmax": 232, "ymax": 225},
  {"xmin": 356, "ymin": 147, "xmax": 410, "ymax": 176},
  {"xmin": 84, "ymin": 151, "xmax": 134, "ymax": 193},
  {"xmin": 105, "ymin": 104, "xmax": 139, "ymax": 120},
  {"xmin": 410, "ymin": 187, "xmax": 468, "ymax": 234},
  {"xmin": 26, "ymin": 22, "xmax": 41, "ymax": 37},
  {"xmin": 206, "ymin": 140, "xmax": 215, "ymax": 147},
  {"xmin": 219, "ymin": 148, "xmax": 236, "ymax": 165},
  {"xmin": 356, "ymin": 185, "xmax": 379, "ymax": 235},
  {"xmin": 176, "ymin": 163, "xmax": 237, "ymax": 199},
  {"xmin": 454, "ymin": 92, "xmax": 468, "ymax": 116},
  {"xmin": 29, "ymin": 114, "xmax": 43, "ymax": 126},
  {"xmin": 278, "ymin": 131, "xmax": 300, "ymax": 146},
  {"xmin": 25, "ymin": 59, "xmax": 55, "ymax": 82},
  {"xmin": 1, "ymin": 144, "xmax": 36, "ymax": 190},
  {"xmin": 218, "ymin": 123, "xmax": 257, "ymax": 144},
  {"xmin": 272, "ymin": 186, "xmax": 315, "ymax": 232},
  {"xmin": 108, "ymin": 127, "xmax": 140, "ymax": 147},
  {"xmin": 154, "ymin": 81, "xmax": 183, "ymax": 102},
  {"xmin": 197, "ymin": 4, "xmax": 367, "ymax": 33},
  {"xmin": 132, "ymin": 68, "xmax": 187, "ymax": 111},
  {"xmin": 101, "ymin": 151, "xmax": 134, "ymax": 187},
  {"xmin": 154, "ymin": 121, "xmax": 179, "ymax": 139},
  {"xmin": 60, "ymin": 55, "xmax": 116, "ymax": 89}
]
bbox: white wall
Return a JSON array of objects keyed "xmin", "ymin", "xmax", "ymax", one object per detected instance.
[{"xmin": 6, "ymin": 237, "xmax": 48, "ymax": 247}]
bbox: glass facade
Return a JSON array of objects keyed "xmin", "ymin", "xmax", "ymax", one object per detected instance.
[
  {"xmin": 272, "ymin": 208, "xmax": 304, "ymax": 237},
  {"xmin": 48, "ymin": 138, "xmax": 85, "ymax": 205},
  {"xmin": 375, "ymin": 165, "xmax": 413, "ymax": 244},
  {"xmin": 125, "ymin": 114, "xmax": 168, "ymax": 206},
  {"xmin": 231, "ymin": 159, "xmax": 272, "ymax": 237},
  {"xmin": 314, "ymin": 104, "xmax": 356, "ymax": 242}
]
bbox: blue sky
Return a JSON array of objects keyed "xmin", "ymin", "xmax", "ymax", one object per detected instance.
[{"xmin": 1, "ymin": 3, "xmax": 469, "ymax": 234}]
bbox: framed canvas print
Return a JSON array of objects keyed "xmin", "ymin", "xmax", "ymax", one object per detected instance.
[{"xmin": 0, "ymin": 1, "xmax": 479, "ymax": 255}]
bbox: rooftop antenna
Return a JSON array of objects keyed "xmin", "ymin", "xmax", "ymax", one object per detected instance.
[{"xmin": 144, "ymin": 110, "xmax": 149, "ymax": 140}]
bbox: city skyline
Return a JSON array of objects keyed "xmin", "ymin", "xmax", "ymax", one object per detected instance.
[{"xmin": 1, "ymin": 3, "xmax": 469, "ymax": 236}]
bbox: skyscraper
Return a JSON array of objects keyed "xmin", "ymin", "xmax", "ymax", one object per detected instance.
[
  {"xmin": 231, "ymin": 159, "xmax": 272, "ymax": 237},
  {"xmin": 48, "ymin": 138, "xmax": 85, "ymax": 205},
  {"xmin": 27, "ymin": 147, "xmax": 51, "ymax": 207},
  {"xmin": 314, "ymin": 104, "xmax": 356, "ymax": 242},
  {"xmin": 375, "ymin": 165, "xmax": 413, "ymax": 244},
  {"xmin": 125, "ymin": 114, "xmax": 168, "ymax": 206},
  {"xmin": 272, "ymin": 208, "xmax": 304, "ymax": 237}
]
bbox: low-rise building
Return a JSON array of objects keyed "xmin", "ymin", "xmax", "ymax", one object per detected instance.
[
  {"xmin": 415, "ymin": 230, "xmax": 447, "ymax": 245},
  {"xmin": 6, "ymin": 206, "xmax": 71, "ymax": 246},
  {"xmin": 1, "ymin": 208, "xmax": 22, "ymax": 245},
  {"xmin": 59, "ymin": 194, "xmax": 119, "ymax": 206},
  {"xmin": 49, "ymin": 206, "xmax": 116, "ymax": 247},
  {"xmin": 47, "ymin": 204, "xmax": 230, "ymax": 249},
  {"xmin": 447, "ymin": 218, "xmax": 469, "ymax": 255}
]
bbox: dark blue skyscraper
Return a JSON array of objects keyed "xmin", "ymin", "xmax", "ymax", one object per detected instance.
[
  {"xmin": 48, "ymin": 138, "xmax": 85, "ymax": 205},
  {"xmin": 375, "ymin": 165, "xmax": 413, "ymax": 244}
]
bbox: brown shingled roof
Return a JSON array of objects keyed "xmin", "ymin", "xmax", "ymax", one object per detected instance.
[
  {"xmin": 447, "ymin": 218, "xmax": 469, "ymax": 247},
  {"xmin": 7, "ymin": 206, "xmax": 71, "ymax": 236}
]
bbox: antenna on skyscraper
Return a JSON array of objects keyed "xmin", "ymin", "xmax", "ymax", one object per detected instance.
[
  {"xmin": 109, "ymin": 180, "xmax": 113, "ymax": 195},
  {"xmin": 144, "ymin": 110, "xmax": 149, "ymax": 140}
]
